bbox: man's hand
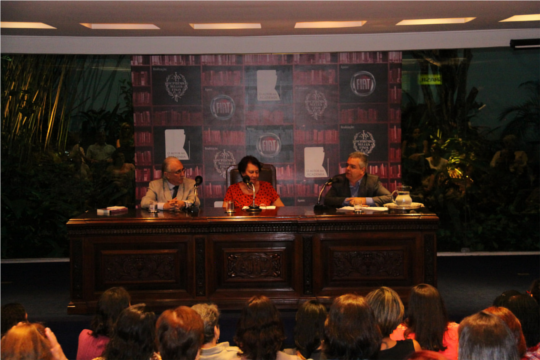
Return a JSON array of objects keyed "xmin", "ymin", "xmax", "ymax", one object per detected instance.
[
  {"xmin": 164, "ymin": 199, "xmax": 186, "ymax": 211},
  {"xmin": 347, "ymin": 197, "xmax": 367, "ymax": 206}
]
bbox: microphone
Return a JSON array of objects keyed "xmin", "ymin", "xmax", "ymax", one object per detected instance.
[
  {"xmin": 242, "ymin": 175, "xmax": 252, "ymax": 185},
  {"xmin": 194, "ymin": 176, "xmax": 203, "ymax": 187},
  {"xmin": 327, "ymin": 176, "xmax": 342, "ymax": 185},
  {"xmin": 314, "ymin": 176, "xmax": 342, "ymax": 212}
]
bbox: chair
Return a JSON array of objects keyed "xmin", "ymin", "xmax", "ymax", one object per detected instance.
[{"xmin": 226, "ymin": 163, "xmax": 277, "ymax": 188}]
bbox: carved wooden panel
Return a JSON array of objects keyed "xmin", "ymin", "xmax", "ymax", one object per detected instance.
[
  {"xmin": 332, "ymin": 250, "xmax": 404, "ymax": 279},
  {"xmin": 101, "ymin": 250, "xmax": 176, "ymax": 283},
  {"xmin": 207, "ymin": 233, "xmax": 300, "ymax": 298},
  {"xmin": 302, "ymin": 235, "xmax": 313, "ymax": 295},
  {"xmin": 424, "ymin": 234, "xmax": 437, "ymax": 286},
  {"xmin": 195, "ymin": 237, "xmax": 206, "ymax": 296},
  {"xmin": 223, "ymin": 248, "xmax": 286, "ymax": 283},
  {"xmin": 71, "ymin": 238, "xmax": 83, "ymax": 300}
]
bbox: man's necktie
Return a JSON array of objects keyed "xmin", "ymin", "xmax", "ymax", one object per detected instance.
[{"xmin": 172, "ymin": 185, "xmax": 179, "ymax": 199}]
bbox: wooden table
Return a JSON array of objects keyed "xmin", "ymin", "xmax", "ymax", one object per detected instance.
[{"xmin": 67, "ymin": 206, "xmax": 438, "ymax": 314}]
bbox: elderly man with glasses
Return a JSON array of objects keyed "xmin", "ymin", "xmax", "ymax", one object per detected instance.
[{"xmin": 141, "ymin": 156, "xmax": 200, "ymax": 211}]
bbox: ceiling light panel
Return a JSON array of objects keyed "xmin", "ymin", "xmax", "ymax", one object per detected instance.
[
  {"xmin": 1, "ymin": 22, "xmax": 56, "ymax": 29},
  {"xmin": 80, "ymin": 23, "xmax": 159, "ymax": 30},
  {"xmin": 295, "ymin": 21, "xmax": 366, "ymax": 29},
  {"xmin": 397, "ymin": 18, "xmax": 476, "ymax": 25},
  {"xmin": 190, "ymin": 23, "xmax": 261, "ymax": 30},
  {"xmin": 501, "ymin": 14, "xmax": 540, "ymax": 22}
]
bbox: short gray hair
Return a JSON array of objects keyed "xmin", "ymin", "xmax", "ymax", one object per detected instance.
[
  {"xmin": 348, "ymin": 152, "xmax": 368, "ymax": 169},
  {"xmin": 191, "ymin": 303, "xmax": 220, "ymax": 344}
]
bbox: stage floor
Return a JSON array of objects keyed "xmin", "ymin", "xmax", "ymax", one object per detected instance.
[{"xmin": 2, "ymin": 254, "xmax": 539, "ymax": 359}]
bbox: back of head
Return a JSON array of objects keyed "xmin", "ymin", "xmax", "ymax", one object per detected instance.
[
  {"xmin": 1, "ymin": 303, "xmax": 27, "ymax": 337},
  {"xmin": 529, "ymin": 278, "xmax": 540, "ymax": 304},
  {"xmin": 405, "ymin": 350, "xmax": 451, "ymax": 360},
  {"xmin": 324, "ymin": 294, "xmax": 381, "ymax": 360},
  {"xmin": 156, "ymin": 306, "xmax": 204, "ymax": 360},
  {"xmin": 191, "ymin": 303, "xmax": 220, "ymax": 345},
  {"xmin": 294, "ymin": 300, "xmax": 327, "ymax": 359},
  {"xmin": 234, "ymin": 295, "xmax": 285, "ymax": 360},
  {"xmin": 102, "ymin": 304, "xmax": 156, "ymax": 360},
  {"xmin": 458, "ymin": 311, "xmax": 519, "ymax": 360},
  {"xmin": 405, "ymin": 284, "xmax": 448, "ymax": 352},
  {"xmin": 484, "ymin": 306, "xmax": 527, "ymax": 357},
  {"xmin": 493, "ymin": 289, "xmax": 521, "ymax": 307},
  {"xmin": 1, "ymin": 322, "xmax": 52, "ymax": 360},
  {"xmin": 366, "ymin": 287, "xmax": 404, "ymax": 337},
  {"xmin": 505, "ymin": 294, "xmax": 540, "ymax": 347},
  {"xmin": 91, "ymin": 287, "xmax": 131, "ymax": 338}
]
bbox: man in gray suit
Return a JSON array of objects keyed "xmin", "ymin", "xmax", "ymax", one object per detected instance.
[
  {"xmin": 141, "ymin": 157, "xmax": 200, "ymax": 211},
  {"xmin": 324, "ymin": 151, "xmax": 392, "ymax": 208}
]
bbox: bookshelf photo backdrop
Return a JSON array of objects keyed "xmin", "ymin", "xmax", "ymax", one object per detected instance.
[{"xmin": 132, "ymin": 52, "xmax": 402, "ymax": 209}]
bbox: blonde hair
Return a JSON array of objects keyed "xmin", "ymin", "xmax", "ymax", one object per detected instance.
[{"xmin": 366, "ymin": 287, "xmax": 405, "ymax": 337}]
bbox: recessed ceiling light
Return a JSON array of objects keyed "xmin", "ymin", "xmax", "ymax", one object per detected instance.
[
  {"xmin": 1, "ymin": 22, "xmax": 56, "ymax": 29},
  {"xmin": 190, "ymin": 23, "xmax": 261, "ymax": 30},
  {"xmin": 397, "ymin": 18, "xmax": 475, "ymax": 25},
  {"xmin": 295, "ymin": 21, "xmax": 366, "ymax": 29},
  {"xmin": 501, "ymin": 14, "xmax": 540, "ymax": 22},
  {"xmin": 80, "ymin": 23, "xmax": 159, "ymax": 30}
]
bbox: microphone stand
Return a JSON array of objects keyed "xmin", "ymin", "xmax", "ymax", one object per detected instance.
[
  {"xmin": 314, "ymin": 179, "xmax": 331, "ymax": 213},
  {"xmin": 246, "ymin": 181, "xmax": 262, "ymax": 212}
]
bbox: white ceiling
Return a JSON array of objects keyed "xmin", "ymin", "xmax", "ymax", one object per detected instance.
[{"xmin": 2, "ymin": 1, "xmax": 540, "ymax": 54}]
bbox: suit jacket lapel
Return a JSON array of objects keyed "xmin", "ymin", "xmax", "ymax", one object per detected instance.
[{"xmin": 358, "ymin": 174, "xmax": 369, "ymax": 197}]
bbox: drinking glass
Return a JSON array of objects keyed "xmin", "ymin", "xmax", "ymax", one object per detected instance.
[{"xmin": 148, "ymin": 201, "xmax": 158, "ymax": 213}]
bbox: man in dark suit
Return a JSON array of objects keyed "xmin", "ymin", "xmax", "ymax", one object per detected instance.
[{"xmin": 324, "ymin": 151, "xmax": 392, "ymax": 207}]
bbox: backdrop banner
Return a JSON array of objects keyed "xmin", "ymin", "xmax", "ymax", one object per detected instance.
[{"xmin": 131, "ymin": 52, "xmax": 402, "ymax": 209}]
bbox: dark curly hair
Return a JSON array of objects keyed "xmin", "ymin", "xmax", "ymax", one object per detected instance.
[
  {"xmin": 323, "ymin": 294, "xmax": 381, "ymax": 360},
  {"xmin": 234, "ymin": 295, "xmax": 286, "ymax": 360},
  {"xmin": 238, "ymin": 156, "xmax": 262, "ymax": 174},
  {"xmin": 91, "ymin": 287, "xmax": 131, "ymax": 338},
  {"xmin": 101, "ymin": 304, "xmax": 156, "ymax": 360},
  {"xmin": 294, "ymin": 300, "xmax": 327, "ymax": 359}
]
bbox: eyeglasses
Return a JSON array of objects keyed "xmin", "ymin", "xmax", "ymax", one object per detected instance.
[{"xmin": 168, "ymin": 168, "xmax": 185, "ymax": 175}]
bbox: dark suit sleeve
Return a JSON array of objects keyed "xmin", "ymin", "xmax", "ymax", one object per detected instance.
[
  {"xmin": 324, "ymin": 175, "xmax": 349, "ymax": 207},
  {"xmin": 370, "ymin": 179, "xmax": 392, "ymax": 207}
]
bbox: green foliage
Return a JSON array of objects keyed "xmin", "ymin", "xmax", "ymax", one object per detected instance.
[
  {"xmin": 405, "ymin": 51, "xmax": 539, "ymax": 251},
  {"xmin": 1, "ymin": 150, "xmax": 92, "ymax": 258}
]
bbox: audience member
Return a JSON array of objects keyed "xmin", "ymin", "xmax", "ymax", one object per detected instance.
[
  {"xmin": 1, "ymin": 322, "xmax": 68, "ymax": 360},
  {"xmin": 323, "ymin": 294, "xmax": 381, "ymax": 360},
  {"xmin": 233, "ymin": 295, "xmax": 299, "ymax": 360},
  {"xmin": 505, "ymin": 294, "xmax": 540, "ymax": 348},
  {"xmin": 77, "ymin": 287, "xmax": 131, "ymax": 360},
  {"xmin": 529, "ymin": 278, "xmax": 540, "ymax": 304},
  {"xmin": 1, "ymin": 302, "xmax": 27, "ymax": 337},
  {"xmin": 366, "ymin": 287, "xmax": 421, "ymax": 359},
  {"xmin": 116, "ymin": 122, "xmax": 135, "ymax": 164},
  {"xmin": 97, "ymin": 304, "xmax": 159, "ymax": 360},
  {"xmin": 484, "ymin": 306, "xmax": 527, "ymax": 357},
  {"xmin": 493, "ymin": 289, "xmax": 522, "ymax": 307},
  {"xmin": 191, "ymin": 303, "xmax": 239, "ymax": 360},
  {"xmin": 390, "ymin": 284, "xmax": 458, "ymax": 360},
  {"xmin": 288, "ymin": 299, "xmax": 327, "ymax": 360},
  {"xmin": 490, "ymin": 134, "xmax": 528, "ymax": 174},
  {"xmin": 86, "ymin": 131, "xmax": 116, "ymax": 165},
  {"xmin": 458, "ymin": 311, "xmax": 519, "ymax": 360},
  {"xmin": 106, "ymin": 151, "xmax": 135, "ymax": 206},
  {"xmin": 156, "ymin": 306, "xmax": 204, "ymax": 360},
  {"xmin": 405, "ymin": 350, "xmax": 450, "ymax": 360}
]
